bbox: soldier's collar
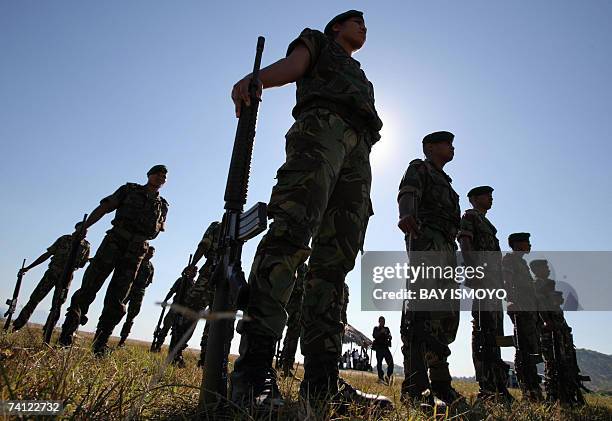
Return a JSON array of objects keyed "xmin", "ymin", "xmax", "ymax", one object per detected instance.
[{"xmin": 424, "ymin": 159, "xmax": 452, "ymax": 182}]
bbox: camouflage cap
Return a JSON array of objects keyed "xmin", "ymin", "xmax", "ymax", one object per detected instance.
[
  {"xmin": 147, "ymin": 164, "xmax": 168, "ymax": 176},
  {"xmin": 324, "ymin": 10, "xmax": 364, "ymax": 36},
  {"xmin": 467, "ymin": 185, "xmax": 494, "ymax": 198},
  {"xmin": 508, "ymin": 232, "xmax": 530, "ymax": 244},
  {"xmin": 529, "ymin": 259, "xmax": 549, "ymax": 270},
  {"xmin": 422, "ymin": 131, "xmax": 454, "ymax": 144}
]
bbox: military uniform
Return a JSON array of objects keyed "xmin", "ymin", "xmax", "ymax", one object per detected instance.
[
  {"xmin": 232, "ymin": 19, "xmax": 382, "ymax": 404},
  {"xmin": 532, "ymin": 263, "xmax": 588, "ymax": 404},
  {"xmin": 118, "ymin": 257, "xmax": 154, "ymax": 343},
  {"xmin": 502, "ymin": 248, "xmax": 542, "ymax": 400},
  {"xmin": 12, "ymin": 235, "xmax": 90, "ymax": 330},
  {"xmin": 279, "ymin": 263, "xmax": 307, "ymax": 375},
  {"xmin": 397, "ymin": 155, "xmax": 461, "ymax": 400},
  {"xmin": 458, "ymin": 202, "xmax": 511, "ymax": 399},
  {"xmin": 59, "ymin": 181, "xmax": 168, "ymax": 351}
]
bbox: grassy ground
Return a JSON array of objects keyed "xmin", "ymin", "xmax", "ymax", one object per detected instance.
[{"xmin": 1, "ymin": 326, "xmax": 612, "ymax": 420}]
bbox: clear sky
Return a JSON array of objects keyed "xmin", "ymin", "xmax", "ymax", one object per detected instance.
[{"xmin": 1, "ymin": 1, "xmax": 611, "ymax": 377}]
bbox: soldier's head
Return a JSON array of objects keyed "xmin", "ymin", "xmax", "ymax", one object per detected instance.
[
  {"xmin": 147, "ymin": 165, "xmax": 168, "ymax": 189},
  {"xmin": 529, "ymin": 259, "xmax": 550, "ymax": 279},
  {"xmin": 145, "ymin": 246, "xmax": 155, "ymax": 260},
  {"xmin": 468, "ymin": 186, "xmax": 494, "ymax": 211},
  {"xmin": 508, "ymin": 232, "xmax": 531, "ymax": 253},
  {"xmin": 325, "ymin": 10, "xmax": 366, "ymax": 51},
  {"xmin": 73, "ymin": 221, "xmax": 85, "ymax": 235},
  {"xmin": 182, "ymin": 264, "xmax": 197, "ymax": 279},
  {"xmin": 378, "ymin": 316, "xmax": 385, "ymax": 327},
  {"xmin": 422, "ymin": 131, "xmax": 455, "ymax": 164}
]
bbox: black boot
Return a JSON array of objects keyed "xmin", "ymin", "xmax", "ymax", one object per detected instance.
[
  {"xmin": 92, "ymin": 329, "xmax": 112, "ymax": 358},
  {"xmin": 230, "ymin": 333, "xmax": 284, "ymax": 411},
  {"xmin": 58, "ymin": 311, "xmax": 80, "ymax": 347},
  {"xmin": 117, "ymin": 337, "xmax": 127, "ymax": 348},
  {"xmin": 431, "ymin": 381, "xmax": 471, "ymax": 414}
]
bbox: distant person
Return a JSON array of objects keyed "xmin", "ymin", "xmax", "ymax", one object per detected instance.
[
  {"xmin": 11, "ymin": 222, "xmax": 90, "ymax": 331},
  {"xmin": 117, "ymin": 246, "xmax": 155, "ymax": 347},
  {"xmin": 372, "ymin": 316, "xmax": 394, "ymax": 384}
]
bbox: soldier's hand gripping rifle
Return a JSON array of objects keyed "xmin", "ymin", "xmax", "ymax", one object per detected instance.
[
  {"xmin": 43, "ymin": 214, "xmax": 88, "ymax": 344},
  {"xmin": 4, "ymin": 259, "xmax": 27, "ymax": 331},
  {"xmin": 199, "ymin": 36, "xmax": 267, "ymax": 409}
]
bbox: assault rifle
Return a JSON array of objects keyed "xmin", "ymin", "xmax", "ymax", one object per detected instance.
[
  {"xmin": 43, "ymin": 214, "xmax": 88, "ymax": 343},
  {"xmin": 151, "ymin": 305, "xmax": 167, "ymax": 352},
  {"xmin": 199, "ymin": 36, "xmax": 267, "ymax": 409},
  {"xmin": 4, "ymin": 259, "xmax": 26, "ymax": 330}
]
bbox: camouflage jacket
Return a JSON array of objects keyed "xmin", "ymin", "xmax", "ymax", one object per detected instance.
[
  {"xmin": 132, "ymin": 260, "xmax": 154, "ymax": 290},
  {"xmin": 47, "ymin": 234, "xmax": 90, "ymax": 274},
  {"xmin": 197, "ymin": 221, "xmax": 222, "ymax": 277},
  {"xmin": 168, "ymin": 276, "xmax": 196, "ymax": 306},
  {"xmin": 458, "ymin": 209, "xmax": 503, "ymax": 284},
  {"xmin": 287, "ymin": 28, "xmax": 382, "ymax": 143},
  {"xmin": 534, "ymin": 277, "xmax": 565, "ymax": 313},
  {"xmin": 398, "ymin": 159, "xmax": 460, "ymax": 239},
  {"xmin": 102, "ymin": 183, "xmax": 169, "ymax": 240},
  {"xmin": 502, "ymin": 252, "xmax": 537, "ymax": 312}
]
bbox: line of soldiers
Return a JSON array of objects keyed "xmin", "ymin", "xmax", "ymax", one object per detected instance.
[{"xmin": 5, "ymin": 8, "xmax": 591, "ymax": 419}]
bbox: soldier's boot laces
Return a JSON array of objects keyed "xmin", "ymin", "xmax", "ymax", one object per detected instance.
[{"xmin": 230, "ymin": 334, "xmax": 284, "ymax": 411}]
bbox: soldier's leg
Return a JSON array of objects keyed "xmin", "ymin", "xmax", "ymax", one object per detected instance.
[
  {"xmin": 120, "ymin": 290, "xmax": 144, "ymax": 342},
  {"xmin": 199, "ymin": 320, "xmax": 211, "ymax": 365},
  {"xmin": 60, "ymin": 235, "xmax": 119, "ymax": 344},
  {"xmin": 300, "ymin": 138, "xmax": 375, "ymax": 401},
  {"xmin": 231, "ymin": 110, "xmax": 354, "ymax": 404},
  {"xmin": 512, "ymin": 312, "xmax": 543, "ymax": 401},
  {"xmin": 280, "ymin": 276, "xmax": 304, "ymax": 374},
  {"xmin": 384, "ymin": 348, "xmax": 394, "ymax": 378},
  {"xmin": 93, "ymin": 240, "xmax": 147, "ymax": 352},
  {"xmin": 12, "ymin": 270, "xmax": 58, "ymax": 330},
  {"xmin": 375, "ymin": 349, "xmax": 385, "ymax": 380}
]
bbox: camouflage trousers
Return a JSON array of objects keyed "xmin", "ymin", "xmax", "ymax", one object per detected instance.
[
  {"xmin": 279, "ymin": 268, "xmax": 304, "ymax": 372},
  {"xmin": 155, "ymin": 309, "xmax": 177, "ymax": 346},
  {"xmin": 471, "ymin": 298, "xmax": 510, "ymax": 395},
  {"xmin": 236, "ymin": 109, "xmax": 373, "ymax": 384},
  {"xmin": 400, "ymin": 227, "xmax": 460, "ymax": 396},
  {"xmin": 13, "ymin": 267, "xmax": 65, "ymax": 329},
  {"xmin": 183, "ymin": 265, "xmax": 215, "ymax": 361},
  {"xmin": 509, "ymin": 312, "xmax": 542, "ymax": 396},
  {"xmin": 60, "ymin": 230, "xmax": 148, "ymax": 342},
  {"xmin": 119, "ymin": 286, "xmax": 146, "ymax": 340}
]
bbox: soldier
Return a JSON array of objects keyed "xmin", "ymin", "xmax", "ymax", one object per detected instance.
[
  {"xmin": 503, "ymin": 232, "xmax": 543, "ymax": 402},
  {"xmin": 117, "ymin": 246, "xmax": 155, "ymax": 347},
  {"xmin": 457, "ymin": 186, "xmax": 513, "ymax": 403},
  {"xmin": 372, "ymin": 316, "xmax": 394, "ymax": 385},
  {"xmin": 11, "ymin": 222, "xmax": 90, "ymax": 331},
  {"xmin": 58, "ymin": 165, "xmax": 169, "ymax": 356},
  {"xmin": 530, "ymin": 259, "xmax": 589, "ymax": 405},
  {"xmin": 397, "ymin": 131, "xmax": 465, "ymax": 409},
  {"xmin": 279, "ymin": 263, "xmax": 307, "ymax": 378},
  {"xmin": 229, "ymin": 10, "xmax": 391, "ymax": 413},
  {"xmin": 149, "ymin": 264, "xmax": 198, "ymax": 366}
]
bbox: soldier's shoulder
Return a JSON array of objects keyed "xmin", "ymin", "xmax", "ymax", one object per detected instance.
[
  {"xmin": 159, "ymin": 196, "xmax": 169, "ymax": 206},
  {"xmin": 462, "ymin": 209, "xmax": 480, "ymax": 219},
  {"xmin": 299, "ymin": 27, "xmax": 325, "ymax": 39},
  {"xmin": 82, "ymin": 239, "xmax": 91, "ymax": 247}
]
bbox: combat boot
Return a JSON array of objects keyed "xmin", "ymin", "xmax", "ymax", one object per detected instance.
[
  {"xmin": 117, "ymin": 337, "xmax": 127, "ymax": 348},
  {"xmin": 92, "ymin": 328, "xmax": 112, "ymax": 358},
  {"xmin": 58, "ymin": 312, "xmax": 80, "ymax": 347},
  {"xmin": 10, "ymin": 315, "xmax": 26, "ymax": 332},
  {"xmin": 431, "ymin": 381, "xmax": 471, "ymax": 415},
  {"xmin": 230, "ymin": 333, "xmax": 284, "ymax": 411},
  {"xmin": 172, "ymin": 354, "xmax": 186, "ymax": 368}
]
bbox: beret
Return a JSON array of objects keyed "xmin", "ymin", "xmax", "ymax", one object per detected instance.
[
  {"xmin": 467, "ymin": 185, "xmax": 494, "ymax": 198},
  {"xmin": 422, "ymin": 131, "xmax": 454, "ymax": 144},
  {"xmin": 529, "ymin": 259, "xmax": 549, "ymax": 269},
  {"xmin": 324, "ymin": 10, "xmax": 364, "ymax": 36},
  {"xmin": 147, "ymin": 164, "xmax": 168, "ymax": 176},
  {"xmin": 508, "ymin": 232, "xmax": 531, "ymax": 243}
]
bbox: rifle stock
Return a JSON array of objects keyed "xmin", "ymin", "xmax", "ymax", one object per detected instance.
[
  {"xmin": 43, "ymin": 214, "xmax": 87, "ymax": 343},
  {"xmin": 199, "ymin": 36, "xmax": 267, "ymax": 411},
  {"xmin": 3, "ymin": 259, "xmax": 26, "ymax": 331}
]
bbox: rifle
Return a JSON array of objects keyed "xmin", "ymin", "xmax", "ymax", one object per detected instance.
[
  {"xmin": 4, "ymin": 259, "xmax": 26, "ymax": 330},
  {"xmin": 199, "ymin": 36, "xmax": 267, "ymax": 410},
  {"xmin": 43, "ymin": 214, "xmax": 88, "ymax": 344},
  {"xmin": 151, "ymin": 304, "xmax": 167, "ymax": 352}
]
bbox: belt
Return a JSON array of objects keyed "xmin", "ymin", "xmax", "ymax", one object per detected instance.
[{"xmin": 110, "ymin": 226, "xmax": 150, "ymax": 243}]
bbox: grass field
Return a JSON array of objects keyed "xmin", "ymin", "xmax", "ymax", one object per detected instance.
[{"xmin": 1, "ymin": 326, "xmax": 612, "ymax": 420}]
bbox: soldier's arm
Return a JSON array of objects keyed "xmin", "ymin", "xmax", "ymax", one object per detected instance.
[
  {"xmin": 397, "ymin": 163, "xmax": 425, "ymax": 237},
  {"xmin": 232, "ymin": 43, "xmax": 311, "ymax": 116},
  {"xmin": 21, "ymin": 251, "xmax": 52, "ymax": 274},
  {"xmin": 164, "ymin": 279, "xmax": 180, "ymax": 302},
  {"xmin": 458, "ymin": 213, "xmax": 477, "ymax": 267}
]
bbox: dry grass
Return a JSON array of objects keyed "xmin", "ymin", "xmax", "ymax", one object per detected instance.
[{"xmin": 1, "ymin": 326, "xmax": 611, "ymax": 420}]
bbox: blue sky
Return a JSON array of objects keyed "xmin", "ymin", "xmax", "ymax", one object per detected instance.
[{"xmin": 1, "ymin": 1, "xmax": 611, "ymax": 376}]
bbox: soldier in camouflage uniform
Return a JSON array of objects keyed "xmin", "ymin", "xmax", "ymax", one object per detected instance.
[
  {"xmin": 58, "ymin": 165, "xmax": 169, "ymax": 356},
  {"xmin": 12, "ymin": 222, "xmax": 90, "ymax": 331},
  {"xmin": 279, "ymin": 263, "xmax": 307, "ymax": 377},
  {"xmin": 457, "ymin": 186, "xmax": 513, "ymax": 403},
  {"xmin": 149, "ymin": 264, "xmax": 198, "ymax": 363},
  {"xmin": 503, "ymin": 232, "xmax": 543, "ymax": 401},
  {"xmin": 397, "ymin": 131, "xmax": 466, "ymax": 409},
  {"xmin": 530, "ymin": 259, "xmax": 589, "ymax": 405},
  {"xmin": 229, "ymin": 10, "xmax": 391, "ymax": 413},
  {"xmin": 117, "ymin": 246, "xmax": 155, "ymax": 347}
]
